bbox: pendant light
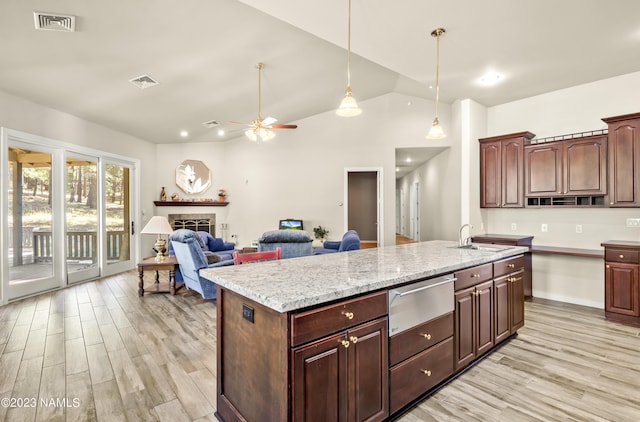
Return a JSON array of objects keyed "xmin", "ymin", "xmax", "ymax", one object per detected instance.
[
  {"xmin": 426, "ymin": 28, "xmax": 446, "ymax": 139},
  {"xmin": 336, "ymin": 0, "xmax": 362, "ymax": 117}
]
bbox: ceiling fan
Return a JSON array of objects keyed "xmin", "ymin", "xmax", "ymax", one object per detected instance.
[{"xmin": 231, "ymin": 62, "xmax": 297, "ymax": 143}]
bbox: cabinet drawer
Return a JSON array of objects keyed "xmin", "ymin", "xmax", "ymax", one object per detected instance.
[
  {"xmin": 455, "ymin": 263, "xmax": 493, "ymax": 290},
  {"xmin": 389, "ymin": 337, "xmax": 453, "ymax": 414},
  {"xmin": 291, "ymin": 291, "xmax": 387, "ymax": 347},
  {"xmin": 389, "ymin": 312, "xmax": 453, "ymax": 367},
  {"xmin": 605, "ymin": 249, "xmax": 640, "ymax": 264},
  {"xmin": 493, "ymin": 255, "xmax": 524, "ymax": 278}
]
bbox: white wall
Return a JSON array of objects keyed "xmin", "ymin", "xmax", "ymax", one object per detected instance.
[
  {"xmin": 156, "ymin": 92, "xmax": 449, "ymax": 248},
  {"xmin": 0, "ymin": 89, "xmax": 158, "ymax": 301},
  {"xmin": 482, "ymin": 70, "xmax": 640, "ymax": 308}
]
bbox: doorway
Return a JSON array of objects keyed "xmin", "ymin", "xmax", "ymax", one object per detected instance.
[
  {"xmin": 410, "ymin": 181, "xmax": 420, "ymax": 241},
  {"xmin": 345, "ymin": 169, "xmax": 382, "ymax": 248}
]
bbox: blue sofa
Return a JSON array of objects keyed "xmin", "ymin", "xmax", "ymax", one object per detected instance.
[
  {"xmin": 258, "ymin": 230, "xmax": 313, "ymax": 259},
  {"xmin": 168, "ymin": 229, "xmax": 235, "ymax": 281},
  {"xmin": 313, "ymin": 230, "xmax": 361, "ymax": 255}
]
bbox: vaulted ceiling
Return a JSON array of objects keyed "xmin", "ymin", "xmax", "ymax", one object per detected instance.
[{"xmin": 1, "ymin": 0, "xmax": 639, "ymax": 145}]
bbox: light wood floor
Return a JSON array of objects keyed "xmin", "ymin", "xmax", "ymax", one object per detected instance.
[{"xmin": 0, "ymin": 271, "xmax": 639, "ymax": 421}]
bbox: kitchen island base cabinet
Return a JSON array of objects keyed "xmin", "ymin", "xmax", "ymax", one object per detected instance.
[
  {"xmin": 292, "ymin": 318, "xmax": 389, "ymax": 422},
  {"xmin": 454, "ymin": 280, "xmax": 494, "ymax": 371},
  {"xmin": 216, "ymin": 288, "xmax": 289, "ymax": 422},
  {"xmin": 495, "ymin": 269, "xmax": 525, "ymax": 344},
  {"xmin": 389, "ymin": 337, "xmax": 453, "ymax": 414}
]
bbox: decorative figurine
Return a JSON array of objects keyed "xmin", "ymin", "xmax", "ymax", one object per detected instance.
[{"xmin": 160, "ymin": 186, "xmax": 167, "ymax": 201}]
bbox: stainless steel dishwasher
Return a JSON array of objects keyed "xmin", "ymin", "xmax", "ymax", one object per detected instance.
[{"xmin": 388, "ymin": 274, "xmax": 456, "ymax": 336}]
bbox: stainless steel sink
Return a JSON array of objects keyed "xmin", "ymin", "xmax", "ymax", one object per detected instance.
[{"xmin": 453, "ymin": 244, "xmax": 513, "ymax": 252}]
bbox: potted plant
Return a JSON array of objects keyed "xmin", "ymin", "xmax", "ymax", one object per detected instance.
[{"xmin": 313, "ymin": 225, "xmax": 329, "ymax": 240}]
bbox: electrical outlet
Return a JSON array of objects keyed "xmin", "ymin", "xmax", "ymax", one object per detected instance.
[
  {"xmin": 627, "ymin": 218, "xmax": 640, "ymax": 227},
  {"xmin": 541, "ymin": 223, "xmax": 548, "ymax": 232},
  {"xmin": 511, "ymin": 223, "xmax": 517, "ymax": 231},
  {"xmin": 576, "ymin": 224, "xmax": 583, "ymax": 233}
]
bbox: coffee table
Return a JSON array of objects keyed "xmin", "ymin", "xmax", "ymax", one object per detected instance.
[{"xmin": 137, "ymin": 255, "xmax": 184, "ymax": 296}]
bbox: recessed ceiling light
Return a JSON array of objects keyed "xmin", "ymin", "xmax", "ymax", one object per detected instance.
[
  {"xmin": 396, "ymin": 167, "xmax": 400, "ymax": 172},
  {"xmin": 480, "ymin": 72, "xmax": 501, "ymax": 86},
  {"xmin": 217, "ymin": 129, "xmax": 225, "ymax": 136},
  {"xmin": 405, "ymin": 158, "xmax": 412, "ymax": 163},
  {"xmin": 180, "ymin": 131, "xmax": 188, "ymax": 137}
]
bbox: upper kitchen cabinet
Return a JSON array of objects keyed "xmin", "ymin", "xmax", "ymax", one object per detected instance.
[
  {"xmin": 479, "ymin": 132, "xmax": 535, "ymax": 208},
  {"xmin": 602, "ymin": 112, "xmax": 640, "ymax": 207},
  {"xmin": 524, "ymin": 135, "xmax": 607, "ymax": 198}
]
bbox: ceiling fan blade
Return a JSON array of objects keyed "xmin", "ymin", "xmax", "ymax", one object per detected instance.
[
  {"xmin": 229, "ymin": 121, "xmax": 254, "ymax": 127},
  {"xmin": 271, "ymin": 124, "xmax": 298, "ymax": 129},
  {"xmin": 262, "ymin": 116, "xmax": 277, "ymax": 126}
]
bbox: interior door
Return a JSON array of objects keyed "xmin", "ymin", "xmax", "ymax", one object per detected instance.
[
  {"xmin": 409, "ymin": 182, "xmax": 420, "ymax": 241},
  {"xmin": 66, "ymin": 153, "xmax": 100, "ymax": 284},
  {"xmin": 3, "ymin": 142, "xmax": 61, "ymax": 300},
  {"xmin": 347, "ymin": 170, "xmax": 380, "ymax": 247}
]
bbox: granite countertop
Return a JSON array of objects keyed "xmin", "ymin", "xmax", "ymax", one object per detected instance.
[{"xmin": 200, "ymin": 240, "xmax": 528, "ymax": 313}]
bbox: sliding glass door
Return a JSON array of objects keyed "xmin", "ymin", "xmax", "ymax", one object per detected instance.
[
  {"xmin": 2, "ymin": 129, "xmax": 138, "ymax": 302},
  {"xmin": 65, "ymin": 153, "xmax": 100, "ymax": 284},
  {"xmin": 103, "ymin": 161, "xmax": 135, "ymax": 276},
  {"xmin": 5, "ymin": 143, "xmax": 60, "ymax": 298}
]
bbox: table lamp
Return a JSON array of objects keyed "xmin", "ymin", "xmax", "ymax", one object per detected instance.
[{"xmin": 141, "ymin": 216, "xmax": 174, "ymax": 262}]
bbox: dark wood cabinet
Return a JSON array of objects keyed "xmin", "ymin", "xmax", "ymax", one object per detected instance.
[
  {"xmin": 494, "ymin": 269, "xmax": 525, "ymax": 344},
  {"xmin": 291, "ymin": 311, "xmax": 388, "ymax": 422},
  {"xmin": 524, "ymin": 135, "xmax": 607, "ymax": 197},
  {"xmin": 388, "ymin": 313, "xmax": 453, "ymax": 414},
  {"xmin": 473, "ymin": 235, "xmax": 533, "ymax": 299},
  {"xmin": 479, "ymin": 132, "xmax": 534, "ymax": 208},
  {"xmin": 602, "ymin": 112, "xmax": 640, "ymax": 207},
  {"xmin": 602, "ymin": 241, "xmax": 640, "ymax": 326},
  {"xmin": 454, "ymin": 279, "xmax": 494, "ymax": 371}
]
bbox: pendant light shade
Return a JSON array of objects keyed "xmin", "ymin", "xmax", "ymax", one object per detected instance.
[
  {"xmin": 336, "ymin": 0, "xmax": 362, "ymax": 117},
  {"xmin": 426, "ymin": 28, "xmax": 446, "ymax": 139}
]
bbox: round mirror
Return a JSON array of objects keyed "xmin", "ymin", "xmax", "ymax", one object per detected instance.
[{"xmin": 175, "ymin": 160, "xmax": 212, "ymax": 194}]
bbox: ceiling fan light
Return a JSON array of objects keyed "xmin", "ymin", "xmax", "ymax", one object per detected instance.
[
  {"xmin": 336, "ymin": 90, "xmax": 362, "ymax": 117},
  {"xmin": 426, "ymin": 117, "xmax": 446, "ymax": 139},
  {"xmin": 245, "ymin": 127, "xmax": 276, "ymax": 144}
]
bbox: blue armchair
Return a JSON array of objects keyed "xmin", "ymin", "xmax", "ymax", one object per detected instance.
[
  {"xmin": 313, "ymin": 230, "xmax": 361, "ymax": 255},
  {"xmin": 169, "ymin": 230, "xmax": 235, "ymax": 283},
  {"xmin": 170, "ymin": 237, "xmax": 218, "ymax": 300},
  {"xmin": 258, "ymin": 230, "xmax": 313, "ymax": 259}
]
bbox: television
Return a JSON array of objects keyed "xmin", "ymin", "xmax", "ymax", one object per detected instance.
[{"xmin": 279, "ymin": 219, "xmax": 304, "ymax": 230}]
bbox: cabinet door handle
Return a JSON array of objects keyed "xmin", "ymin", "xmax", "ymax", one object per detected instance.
[
  {"xmin": 342, "ymin": 311, "xmax": 354, "ymax": 320},
  {"xmin": 507, "ymin": 263, "xmax": 515, "ymax": 269},
  {"xmin": 420, "ymin": 333, "xmax": 432, "ymax": 340},
  {"xmin": 349, "ymin": 336, "xmax": 358, "ymax": 344},
  {"xmin": 471, "ymin": 274, "xmax": 480, "ymax": 278},
  {"xmin": 420, "ymin": 369, "xmax": 432, "ymax": 376},
  {"xmin": 610, "ymin": 202, "xmax": 614, "ymax": 205},
  {"xmin": 619, "ymin": 254, "xmax": 625, "ymax": 259},
  {"xmin": 511, "ymin": 277, "xmax": 522, "ymax": 283},
  {"xmin": 340, "ymin": 339, "xmax": 350, "ymax": 349},
  {"xmin": 606, "ymin": 264, "xmax": 610, "ymax": 269}
]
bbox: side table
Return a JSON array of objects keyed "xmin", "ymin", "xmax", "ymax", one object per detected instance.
[{"xmin": 137, "ymin": 256, "xmax": 184, "ymax": 297}]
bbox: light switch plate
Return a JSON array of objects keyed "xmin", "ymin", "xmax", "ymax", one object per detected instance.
[{"xmin": 541, "ymin": 223, "xmax": 548, "ymax": 232}]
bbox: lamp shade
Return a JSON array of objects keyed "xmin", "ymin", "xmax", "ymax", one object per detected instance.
[
  {"xmin": 141, "ymin": 216, "xmax": 174, "ymax": 235},
  {"xmin": 426, "ymin": 117, "xmax": 446, "ymax": 139}
]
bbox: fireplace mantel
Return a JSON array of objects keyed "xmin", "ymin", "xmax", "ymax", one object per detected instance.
[{"xmin": 154, "ymin": 201, "xmax": 228, "ymax": 207}]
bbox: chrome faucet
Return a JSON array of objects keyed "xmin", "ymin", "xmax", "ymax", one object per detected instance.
[{"xmin": 459, "ymin": 223, "xmax": 473, "ymax": 247}]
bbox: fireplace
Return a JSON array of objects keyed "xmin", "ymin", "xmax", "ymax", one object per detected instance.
[{"xmin": 168, "ymin": 213, "xmax": 216, "ymax": 237}]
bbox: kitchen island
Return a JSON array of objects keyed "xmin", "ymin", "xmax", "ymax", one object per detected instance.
[{"xmin": 201, "ymin": 240, "xmax": 529, "ymax": 422}]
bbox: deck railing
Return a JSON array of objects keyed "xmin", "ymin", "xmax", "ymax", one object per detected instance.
[{"xmin": 32, "ymin": 230, "xmax": 125, "ymax": 262}]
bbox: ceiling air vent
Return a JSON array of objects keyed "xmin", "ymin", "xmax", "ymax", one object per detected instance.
[
  {"xmin": 128, "ymin": 74, "xmax": 160, "ymax": 89},
  {"xmin": 202, "ymin": 120, "xmax": 220, "ymax": 128},
  {"xmin": 33, "ymin": 12, "xmax": 76, "ymax": 32}
]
